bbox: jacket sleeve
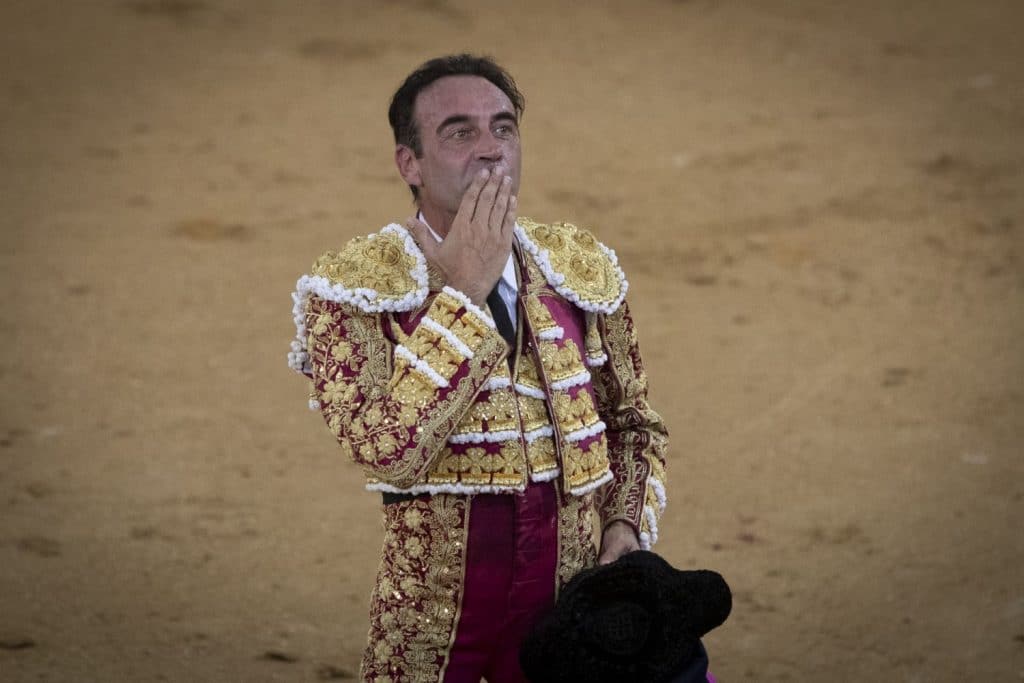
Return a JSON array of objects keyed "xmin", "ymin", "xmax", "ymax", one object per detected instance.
[
  {"xmin": 590, "ymin": 300, "xmax": 669, "ymax": 549},
  {"xmin": 304, "ymin": 286, "xmax": 509, "ymax": 489}
]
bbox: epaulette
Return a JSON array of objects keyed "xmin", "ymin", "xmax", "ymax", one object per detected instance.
[
  {"xmin": 287, "ymin": 224, "xmax": 428, "ymax": 374},
  {"xmin": 515, "ymin": 218, "xmax": 628, "ymax": 315},
  {"xmin": 304, "ymin": 223, "xmax": 430, "ymax": 313}
]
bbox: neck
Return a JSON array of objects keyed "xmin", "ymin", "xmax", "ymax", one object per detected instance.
[{"xmin": 417, "ymin": 204, "xmax": 455, "ymax": 239}]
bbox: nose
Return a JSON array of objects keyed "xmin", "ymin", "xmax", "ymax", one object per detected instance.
[{"xmin": 476, "ymin": 130, "xmax": 504, "ymax": 163}]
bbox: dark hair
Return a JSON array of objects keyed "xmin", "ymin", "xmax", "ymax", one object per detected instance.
[{"xmin": 388, "ymin": 54, "xmax": 525, "ymax": 199}]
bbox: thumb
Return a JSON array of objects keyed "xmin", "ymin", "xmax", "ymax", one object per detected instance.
[{"xmin": 405, "ymin": 216, "xmax": 439, "ymax": 261}]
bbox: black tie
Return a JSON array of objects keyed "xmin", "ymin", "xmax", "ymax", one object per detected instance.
[{"xmin": 486, "ymin": 284, "xmax": 516, "ymax": 365}]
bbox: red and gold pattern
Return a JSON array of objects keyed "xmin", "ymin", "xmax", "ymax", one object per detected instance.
[
  {"xmin": 589, "ymin": 300, "xmax": 669, "ymax": 549},
  {"xmin": 361, "ymin": 495, "xmax": 469, "ymax": 681},
  {"xmin": 292, "ymin": 219, "xmax": 668, "ymax": 678}
]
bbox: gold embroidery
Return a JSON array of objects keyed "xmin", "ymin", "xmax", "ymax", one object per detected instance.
[
  {"xmin": 430, "ymin": 441, "xmax": 527, "ymax": 488},
  {"xmin": 524, "ymin": 293, "xmax": 560, "ymax": 336},
  {"xmin": 563, "ymin": 436, "xmax": 611, "ymax": 491},
  {"xmin": 516, "ymin": 354, "xmax": 544, "ymax": 394},
  {"xmin": 557, "ymin": 492, "xmax": 598, "ymax": 591},
  {"xmin": 310, "ymin": 293, "xmax": 508, "ymax": 489},
  {"xmin": 584, "ymin": 311, "xmax": 604, "ymax": 361},
  {"xmin": 361, "ymin": 496, "xmax": 468, "ymax": 681},
  {"xmin": 538, "ymin": 338, "xmax": 588, "ymax": 383},
  {"xmin": 527, "ymin": 436, "xmax": 558, "ymax": 475},
  {"xmin": 312, "ymin": 231, "xmax": 420, "ymax": 301},
  {"xmin": 517, "ymin": 394, "xmax": 550, "ymax": 433},
  {"xmin": 518, "ymin": 218, "xmax": 626, "ymax": 309},
  {"xmin": 454, "ymin": 387, "xmax": 519, "ymax": 435},
  {"xmin": 589, "ymin": 303, "xmax": 669, "ymax": 535},
  {"xmin": 551, "ymin": 389, "xmax": 601, "ymax": 434}
]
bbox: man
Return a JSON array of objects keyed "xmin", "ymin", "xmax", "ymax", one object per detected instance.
[{"xmin": 288, "ymin": 54, "xmax": 668, "ymax": 683}]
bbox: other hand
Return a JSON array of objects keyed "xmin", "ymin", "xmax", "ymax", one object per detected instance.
[{"xmin": 598, "ymin": 520, "xmax": 640, "ymax": 565}]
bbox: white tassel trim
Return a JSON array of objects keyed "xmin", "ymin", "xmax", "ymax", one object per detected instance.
[
  {"xmin": 394, "ymin": 344, "xmax": 448, "ymax": 388},
  {"xmin": 308, "ymin": 398, "xmax": 321, "ymax": 410},
  {"xmin": 287, "ymin": 224, "xmax": 429, "ymax": 375},
  {"xmin": 366, "ymin": 481, "xmax": 526, "ymax": 496},
  {"xmin": 514, "ymin": 223, "xmax": 628, "ymax": 315},
  {"xmin": 549, "ymin": 370, "xmax": 592, "ymax": 392},
  {"xmin": 536, "ymin": 326, "xmax": 564, "ymax": 341},
  {"xmin": 585, "ymin": 352, "xmax": 608, "ymax": 367},
  {"xmin": 639, "ymin": 530, "xmax": 652, "ymax": 551},
  {"xmin": 442, "ymin": 285, "xmax": 496, "ymax": 330},
  {"xmin": 420, "ymin": 316, "xmax": 474, "ymax": 359},
  {"xmin": 568, "ymin": 469, "xmax": 614, "ymax": 496},
  {"xmin": 564, "ymin": 421, "xmax": 606, "ymax": 443},
  {"xmin": 447, "ymin": 429, "xmax": 521, "ymax": 445}
]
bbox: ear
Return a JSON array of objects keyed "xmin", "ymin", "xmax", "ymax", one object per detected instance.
[{"xmin": 395, "ymin": 145, "xmax": 422, "ymax": 189}]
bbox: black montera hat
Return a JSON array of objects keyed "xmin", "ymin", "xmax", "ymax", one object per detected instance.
[{"xmin": 519, "ymin": 551, "xmax": 731, "ymax": 683}]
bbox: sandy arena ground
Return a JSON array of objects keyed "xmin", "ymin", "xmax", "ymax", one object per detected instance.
[{"xmin": 1, "ymin": 1, "xmax": 1022, "ymax": 681}]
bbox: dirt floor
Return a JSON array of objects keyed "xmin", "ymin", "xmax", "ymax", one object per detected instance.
[{"xmin": 1, "ymin": 0, "xmax": 1022, "ymax": 681}]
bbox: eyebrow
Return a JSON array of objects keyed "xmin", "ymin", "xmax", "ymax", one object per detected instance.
[{"xmin": 436, "ymin": 111, "xmax": 518, "ymax": 135}]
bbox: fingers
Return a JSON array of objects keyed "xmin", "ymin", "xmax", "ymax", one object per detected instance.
[
  {"xmin": 488, "ymin": 175, "xmax": 513, "ymax": 231},
  {"xmin": 456, "ymin": 168, "xmax": 491, "ymax": 228},
  {"xmin": 500, "ymin": 194, "xmax": 517, "ymax": 241},
  {"xmin": 472, "ymin": 167, "xmax": 504, "ymax": 224}
]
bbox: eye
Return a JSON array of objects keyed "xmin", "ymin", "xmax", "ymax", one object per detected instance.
[
  {"xmin": 450, "ymin": 127, "xmax": 474, "ymax": 140},
  {"xmin": 494, "ymin": 123, "xmax": 517, "ymax": 138}
]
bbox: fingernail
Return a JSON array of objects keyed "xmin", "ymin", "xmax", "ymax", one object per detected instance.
[
  {"xmin": 502, "ymin": 176, "xmax": 511, "ymax": 185},
  {"xmin": 479, "ymin": 168, "xmax": 489, "ymax": 178}
]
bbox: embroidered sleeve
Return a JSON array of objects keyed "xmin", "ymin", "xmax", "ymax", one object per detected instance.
[
  {"xmin": 590, "ymin": 301, "xmax": 669, "ymax": 550},
  {"xmin": 305, "ymin": 286, "xmax": 509, "ymax": 488}
]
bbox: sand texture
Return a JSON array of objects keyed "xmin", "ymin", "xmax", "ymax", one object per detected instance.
[{"xmin": 1, "ymin": 0, "xmax": 1022, "ymax": 681}]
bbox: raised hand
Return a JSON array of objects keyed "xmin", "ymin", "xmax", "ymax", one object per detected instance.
[{"xmin": 406, "ymin": 167, "xmax": 517, "ymax": 307}]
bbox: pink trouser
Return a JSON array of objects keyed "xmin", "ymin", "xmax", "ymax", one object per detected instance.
[{"xmin": 442, "ymin": 481, "xmax": 559, "ymax": 683}]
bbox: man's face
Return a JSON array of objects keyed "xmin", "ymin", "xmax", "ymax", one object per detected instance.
[{"xmin": 398, "ymin": 75, "xmax": 521, "ymax": 223}]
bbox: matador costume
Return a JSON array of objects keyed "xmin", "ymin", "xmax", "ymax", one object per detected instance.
[{"xmin": 288, "ymin": 218, "xmax": 668, "ymax": 682}]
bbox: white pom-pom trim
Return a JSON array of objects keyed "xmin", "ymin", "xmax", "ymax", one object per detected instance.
[
  {"xmin": 484, "ymin": 376, "xmax": 512, "ymax": 392},
  {"xmin": 447, "ymin": 429, "xmax": 521, "ymax": 445},
  {"xmin": 446, "ymin": 425, "xmax": 555, "ymax": 445},
  {"xmin": 567, "ymin": 469, "xmax": 614, "ymax": 496},
  {"xmin": 394, "ymin": 344, "xmax": 448, "ymax": 388},
  {"xmin": 585, "ymin": 352, "xmax": 608, "ymax": 368},
  {"xmin": 442, "ymin": 285, "xmax": 496, "ymax": 330},
  {"xmin": 420, "ymin": 316, "xmax": 474, "ymax": 359},
  {"xmin": 564, "ymin": 421, "xmax": 606, "ymax": 443},
  {"xmin": 514, "ymin": 224, "xmax": 628, "ymax": 315},
  {"xmin": 514, "ymin": 383, "xmax": 546, "ymax": 399},
  {"xmin": 524, "ymin": 425, "xmax": 554, "ymax": 443},
  {"xmin": 287, "ymin": 223, "xmax": 430, "ymax": 375},
  {"xmin": 366, "ymin": 481, "xmax": 526, "ymax": 496},
  {"xmin": 536, "ymin": 326, "xmax": 564, "ymax": 341},
  {"xmin": 530, "ymin": 468, "xmax": 561, "ymax": 483},
  {"xmin": 549, "ymin": 370, "xmax": 592, "ymax": 392},
  {"xmin": 641, "ymin": 505, "xmax": 659, "ymax": 548},
  {"xmin": 648, "ymin": 476, "xmax": 667, "ymax": 515}
]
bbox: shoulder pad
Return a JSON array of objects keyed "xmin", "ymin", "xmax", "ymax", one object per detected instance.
[
  {"xmin": 305, "ymin": 223, "xmax": 429, "ymax": 313},
  {"xmin": 515, "ymin": 217, "xmax": 628, "ymax": 314}
]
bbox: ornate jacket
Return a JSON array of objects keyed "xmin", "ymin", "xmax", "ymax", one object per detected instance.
[{"xmin": 288, "ymin": 218, "xmax": 668, "ymax": 547}]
